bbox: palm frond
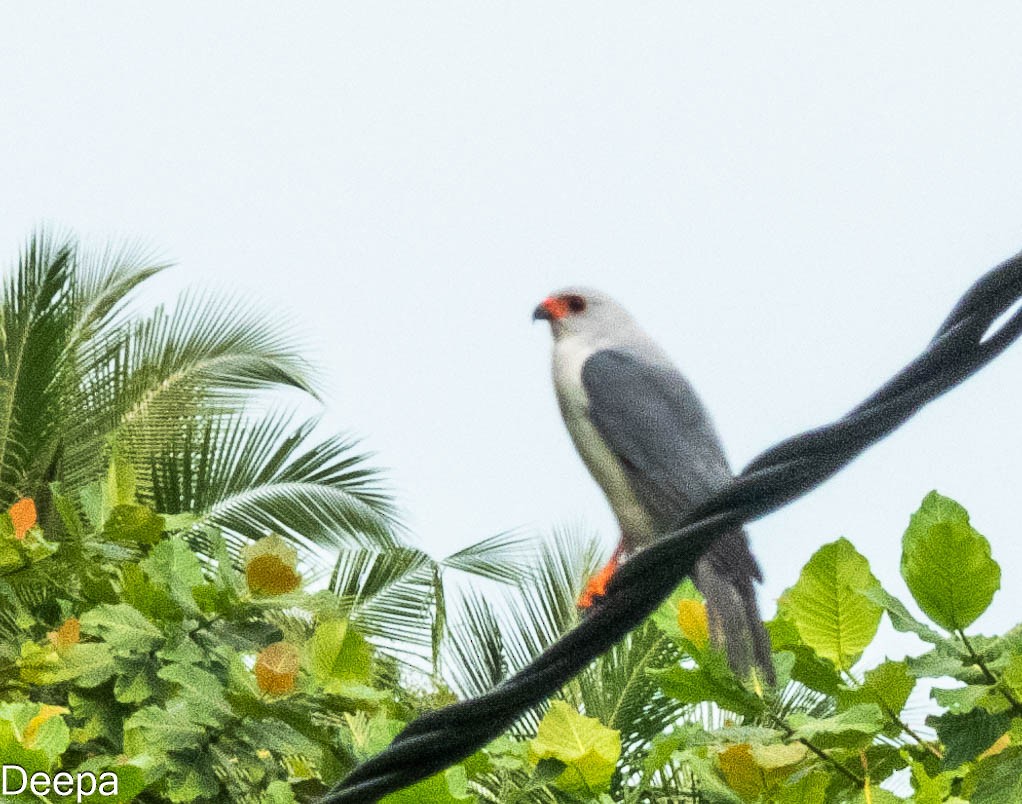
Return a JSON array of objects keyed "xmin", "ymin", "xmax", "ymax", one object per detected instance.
[
  {"xmin": 149, "ymin": 411, "xmax": 397, "ymax": 555},
  {"xmin": 502, "ymin": 525, "xmax": 603, "ymax": 664},
  {"xmin": 0, "ymin": 231, "xmax": 77, "ymax": 503},
  {"xmin": 67, "ymin": 237, "xmax": 169, "ymax": 349},
  {"xmin": 62, "ymin": 290, "xmax": 318, "ymax": 494},
  {"xmin": 330, "ymin": 545, "xmax": 433, "ymax": 601},
  {"xmin": 440, "ymin": 529, "xmax": 536, "ymax": 586},
  {"xmin": 436, "ymin": 525, "xmax": 604, "ymax": 733},
  {"xmin": 347, "ymin": 563, "xmax": 440, "ymax": 663},
  {"xmin": 125, "ymin": 290, "xmax": 317, "ymax": 401},
  {"xmin": 444, "ymin": 588, "xmax": 507, "ymax": 698}
]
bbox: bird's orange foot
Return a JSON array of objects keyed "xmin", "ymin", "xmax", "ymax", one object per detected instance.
[{"xmin": 578, "ymin": 555, "xmax": 620, "ymax": 609}]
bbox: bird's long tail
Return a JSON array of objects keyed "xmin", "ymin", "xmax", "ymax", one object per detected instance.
[{"xmin": 692, "ymin": 529, "xmax": 774, "ymax": 685}]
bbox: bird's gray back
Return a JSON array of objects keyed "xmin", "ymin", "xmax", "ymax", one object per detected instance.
[{"xmin": 579, "ymin": 346, "xmax": 733, "ymax": 536}]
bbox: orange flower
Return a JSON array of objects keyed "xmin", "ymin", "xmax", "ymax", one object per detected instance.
[
  {"xmin": 48, "ymin": 617, "xmax": 81, "ymax": 652},
  {"xmin": 255, "ymin": 642, "xmax": 300, "ymax": 694},
  {"xmin": 9, "ymin": 498, "xmax": 37, "ymax": 540}
]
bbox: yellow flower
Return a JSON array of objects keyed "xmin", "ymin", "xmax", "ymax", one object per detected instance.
[
  {"xmin": 677, "ymin": 598, "xmax": 710, "ymax": 648},
  {"xmin": 242, "ymin": 534, "xmax": 302, "ymax": 595},
  {"xmin": 255, "ymin": 641, "xmax": 300, "ymax": 694}
]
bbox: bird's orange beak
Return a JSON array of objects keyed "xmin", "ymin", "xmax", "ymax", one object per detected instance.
[{"xmin": 532, "ymin": 296, "xmax": 568, "ymax": 321}]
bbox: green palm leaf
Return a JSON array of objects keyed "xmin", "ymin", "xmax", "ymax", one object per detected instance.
[
  {"xmin": 149, "ymin": 411, "xmax": 396, "ymax": 555},
  {"xmin": 439, "ymin": 526, "xmax": 603, "ymax": 727},
  {"xmin": 66, "ymin": 237, "xmax": 169, "ymax": 349},
  {"xmin": 64, "ymin": 292, "xmax": 317, "ymax": 494},
  {"xmin": 440, "ymin": 529, "xmax": 536, "ymax": 586},
  {"xmin": 0, "ymin": 232, "xmax": 76, "ymax": 501}
]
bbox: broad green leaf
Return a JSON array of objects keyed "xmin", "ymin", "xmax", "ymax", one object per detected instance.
[
  {"xmin": 80, "ymin": 603, "xmax": 163, "ymax": 652},
  {"xmin": 862, "ymin": 586, "xmax": 945, "ymax": 644},
  {"xmin": 114, "ymin": 658, "xmax": 159, "ymax": 703},
  {"xmin": 164, "ymin": 759, "xmax": 220, "ymax": 802},
  {"xmin": 650, "ymin": 578, "xmax": 702, "ymax": 647},
  {"xmin": 766, "ymin": 616, "xmax": 842, "ymax": 695},
  {"xmin": 67, "ymin": 693, "xmax": 120, "ymax": 745},
  {"xmin": 846, "ymin": 788, "xmax": 907, "ymax": 804},
  {"xmin": 69, "ymin": 756, "xmax": 150, "ymax": 803},
  {"xmin": 121, "ymin": 563, "xmax": 184, "ymax": 623},
  {"xmin": 0, "ymin": 718, "xmax": 51, "ymax": 775},
  {"xmin": 839, "ymin": 661, "xmax": 915, "ymax": 728},
  {"xmin": 65, "ymin": 642, "xmax": 118, "ymax": 687},
  {"xmin": 0, "ymin": 703, "xmax": 71, "ymax": 765},
  {"xmin": 782, "ymin": 538, "xmax": 882, "ymax": 670},
  {"xmin": 106, "ymin": 446, "xmax": 137, "ymax": 507},
  {"xmin": 969, "ymin": 749, "xmax": 1022, "ymax": 804},
  {"xmin": 931, "ymin": 683, "xmax": 995, "ymax": 714},
  {"xmin": 862, "ymin": 742, "xmax": 911, "ymax": 788},
  {"xmin": 234, "ymin": 716, "xmax": 332, "ymax": 774},
  {"xmin": 901, "ymin": 492, "xmax": 1000, "ymax": 631},
  {"xmin": 750, "ymin": 742, "xmax": 810, "ymax": 769},
  {"xmin": 770, "ymin": 770, "xmax": 830, "ymax": 804},
  {"xmin": 787, "ymin": 703, "xmax": 884, "ymax": 747},
  {"xmin": 480, "ymin": 735, "xmax": 531, "ymax": 774},
  {"xmin": 20, "ymin": 641, "xmax": 116, "ymax": 686},
  {"xmin": 0, "ymin": 539, "xmax": 22, "ymax": 571},
  {"xmin": 911, "ymin": 761, "xmax": 954, "ymax": 804},
  {"xmin": 308, "ymin": 619, "xmax": 373, "ymax": 693},
  {"xmin": 718, "ymin": 741, "xmax": 807, "ymax": 799},
  {"xmin": 158, "ymin": 662, "xmax": 233, "ymax": 726},
  {"xmin": 79, "ymin": 482, "xmax": 105, "ymax": 532},
  {"xmin": 931, "ymin": 708, "xmax": 1013, "ymax": 769},
  {"xmin": 529, "ymin": 700, "xmax": 621, "ymax": 796},
  {"xmin": 104, "ymin": 503, "xmax": 165, "ymax": 545},
  {"xmin": 651, "ymin": 652, "xmax": 764, "ymax": 718},
  {"xmin": 24, "ymin": 713, "xmax": 70, "ymax": 765},
  {"xmin": 716, "ymin": 743, "xmax": 765, "ymax": 800},
  {"xmin": 1002, "ymin": 653, "xmax": 1022, "ymax": 697},
  {"xmin": 157, "ymin": 633, "xmax": 206, "ymax": 665},
  {"xmin": 906, "ymin": 640, "xmax": 975, "ymax": 681},
  {"xmin": 140, "ymin": 536, "xmax": 205, "ymax": 612},
  {"xmin": 261, "ymin": 780, "xmax": 298, "ymax": 804},
  {"xmin": 123, "ymin": 700, "xmax": 206, "ymax": 755},
  {"xmin": 379, "ymin": 765, "xmax": 474, "ymax": 803},
  {"xmin": 673, "ymin": 749, "xmax": 743, "ymax": 804}
]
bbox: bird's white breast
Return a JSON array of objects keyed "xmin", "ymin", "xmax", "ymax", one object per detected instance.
[{"xmin": 552, "ymin": 336, "xmax": 657, "ymax": 547}]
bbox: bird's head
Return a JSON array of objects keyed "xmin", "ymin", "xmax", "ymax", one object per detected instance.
[{"xmin": 532, "ymin": 287, "xmax": 631, "ymax": 340}]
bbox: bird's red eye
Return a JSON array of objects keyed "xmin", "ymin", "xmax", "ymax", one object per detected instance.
[{"xmin": 565, "ymin": 295, "xmax": 587, "ymax": 314}]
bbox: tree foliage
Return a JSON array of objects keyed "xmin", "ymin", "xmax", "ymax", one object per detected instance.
[
  {"xmin": 382, "ymin": 492, "xmax": 1022, "ymax": 804},
  {"xmin": 2, "ymin": 479, "xmax": 375, "ymax": 801},
  {"xmin": 3, "ymin": 233, "xmax": 1022, "ymax": 802}
]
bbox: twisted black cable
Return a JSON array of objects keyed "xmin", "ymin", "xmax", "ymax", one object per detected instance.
[{"xmin": 323, "ymin": 251, "xmax": 1022, "ymax": 803}]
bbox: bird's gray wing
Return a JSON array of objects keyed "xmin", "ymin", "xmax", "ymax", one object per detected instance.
[
  {"xmin": 581, "ymin": 348, "xmax": 772, "ymax": 680},
  {"xmin": 580, "ymin": 348, "xmax": 732, "ymax": 526}
]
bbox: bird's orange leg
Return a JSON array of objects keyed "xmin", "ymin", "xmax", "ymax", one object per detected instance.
[{"xmin": 578, "ymin": 541, "xmax": 626, "ymax": 609}]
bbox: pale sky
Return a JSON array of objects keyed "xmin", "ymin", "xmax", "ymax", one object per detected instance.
[{"xmin": 3, "ymin": 4, "xmax": 1022, "ymax": 675}]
